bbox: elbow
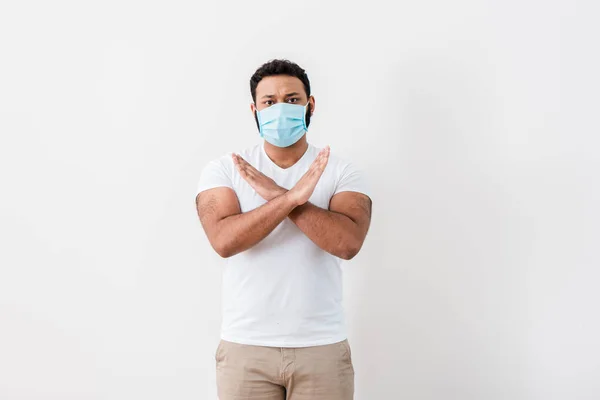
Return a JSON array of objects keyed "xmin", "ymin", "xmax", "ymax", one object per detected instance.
[
  {"xmin": 216, "ymin": 245, "xmax": 235, "ymax": 258},
  {"xmin": 339, "ymin": 242, "xmax": 361, "ymax": 260},
  {"xmin": 215, "ymin": 247, "xmax": 233, "ymax": 258},
  {"xmin": 213, "ymin": 239, "xmax": 235, "ymax": 258},
  {"xmin": 340, "ymin": 250, "xmax": 358, "ymax": 260}
]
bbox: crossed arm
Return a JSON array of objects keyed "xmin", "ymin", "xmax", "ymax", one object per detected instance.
[
  {"xmin": 288, "ymin": 191, "xmax": 371, "ymax": 260},
  {"xmin": 195, "ymin": 148, "xmax": 372, "ymax": 259},
  {"xmin": 196, "ymin": 188, "xmax": 372, "ymax": 259}
]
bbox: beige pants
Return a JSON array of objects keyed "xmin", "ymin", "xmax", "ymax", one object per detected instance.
[{"xmin": 215, "ymin": 339, "xmax": 354, "ymax": 400}]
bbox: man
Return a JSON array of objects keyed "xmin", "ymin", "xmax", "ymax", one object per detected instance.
[{"xmin": 195, "ymin": 59, "xmax": 372, "ymax": 400}]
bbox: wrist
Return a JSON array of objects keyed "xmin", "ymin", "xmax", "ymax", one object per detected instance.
[
  {"xmin": 282, "ymin": 189, "xmax": 300, "ymax": 207},
  {"xmin": 269, "ymin": 187, "xmax": 289, "ymax": 201}
]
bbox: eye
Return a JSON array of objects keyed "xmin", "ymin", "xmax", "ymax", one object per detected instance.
[
  {"xmin": 287, "ymin": 98, "xmax": 299, "ymax": 103},
  {"xmin": 264, "ymin": 100, "xmax": 274, "ymax": 106}
]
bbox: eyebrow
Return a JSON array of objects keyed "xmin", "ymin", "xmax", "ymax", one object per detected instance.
[{"xmin": 260, "ymin": 92, "xmax": 301, "ymax": 99}]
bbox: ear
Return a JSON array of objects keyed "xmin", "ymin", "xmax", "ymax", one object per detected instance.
[
  {"xmin": 308, "ymin": 96, "xmax": 315, "ymax": 115},
  {"xmin": 250, "ymin": 103, "xmax": 256, "ymax": 113}
]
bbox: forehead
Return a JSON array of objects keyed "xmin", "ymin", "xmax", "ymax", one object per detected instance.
[{"xmin": 255, "ymin": 75, "xmax": 306, "ymax": 97}]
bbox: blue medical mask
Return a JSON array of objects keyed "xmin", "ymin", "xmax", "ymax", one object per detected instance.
[{"xmin": 255, "ymin": 101, "xmax": 310, "ymax": 147}]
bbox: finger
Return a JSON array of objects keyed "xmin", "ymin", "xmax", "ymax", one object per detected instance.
[
  {"xmin": 233, "ymin": 154, "xmax": 247, "ymax": 171},
  {"xmin": 317, "ymin": 147, "xmax": 329, "ymax": 162},
  {"xmin": 234, "ymin": 153, "xmax": 246, "ymax": 167},
  {"xmin": 233, "ymin": 154, "xmax": 243, "ymax": 169},
  {"xmin": 233, "ymin": 155, "xmax": 243, "ymax": 171},
  {"xmin": 236, "ymin": 159, "xmax": 250, "ymax": 178},
  {"xmin": 240, "ymin": 159, "xmax": 268, "ymax": 179},
  {"xmin": 237, "ymin": 156, "xmax": 259, "ymax": 174},
  {"xmin": 310, "ymin": 152, "xmax": 324, "ymax": 169},
  {"xmin": 242, "ymin": 165, "xmax": 257, "ymax": 178},
  {"xmin": 310, "ymin": 150, "xmax": 327, "ymax": 170},
  {"xmin": 237, "ymin": 155, "xmax": 251, "ymax": 168},
  {"xmin": 246, "ymin": 163, "xmax": 261, "ymax": 176},
  {"xmin": 236, "ymin": 162, "xmax": 256, "ymax": 181},
  {"xmin": 241, "ymin": 168, "xmax": 253, "ymax": 181},
  {"xmin": 316, "ymin": 154, "xmax": 329, "ymax": 172},
  {"xmin": 235, "ymin": 156, "xmax": 251, "ymax": 175},
  {"xmin": 235, "ymin": 154, "xmax": 247, "ymax": 166}
]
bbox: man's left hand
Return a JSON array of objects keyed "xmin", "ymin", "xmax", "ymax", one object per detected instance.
[{"xmin": 232, "ymin": 153, "xmax": 287, "ymax": 201}]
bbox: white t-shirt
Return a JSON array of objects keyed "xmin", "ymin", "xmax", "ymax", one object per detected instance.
[{"xmin": 195, "ymin": 141, "xmax": 371, "ymax": 347}]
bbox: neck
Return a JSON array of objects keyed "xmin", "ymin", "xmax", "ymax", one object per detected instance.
[{"xmin": 263, "ymin": 136, "xmax": 309, "ymax": 169}]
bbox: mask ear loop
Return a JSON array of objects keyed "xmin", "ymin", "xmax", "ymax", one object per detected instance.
[
  {"xmin": 303, "ymin": 100, "xmax": 311, "ymax": 131},
  {"xmin": 254, "ymin": 104, "xmax": 264, "ymax": 137}
]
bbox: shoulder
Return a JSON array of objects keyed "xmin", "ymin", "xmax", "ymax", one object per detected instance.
[
  {"xmin": 314, "ymin": 145, "xmax": 371, "ymax": 199},
  {"xmin": 311, "ymin": 144, "xmax": 363, "ymax": 176}
]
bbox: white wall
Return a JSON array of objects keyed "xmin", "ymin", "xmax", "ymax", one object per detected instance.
[{"xmin": 1, "ymin": 1, "xmax": 598, "ymax": 399}]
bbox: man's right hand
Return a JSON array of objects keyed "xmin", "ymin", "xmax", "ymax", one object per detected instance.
[{"xmin": 287, "ymin": 145, "xmax": 330, "ymax": 206}]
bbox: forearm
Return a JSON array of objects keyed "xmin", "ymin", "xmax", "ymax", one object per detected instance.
[
  {"xmin": 288, "ymin": 201, "xmax": 361, "ymax": 260},
  {"xmin": 215, "ymin": 192, "xmax": 298, "ymax": 257}
]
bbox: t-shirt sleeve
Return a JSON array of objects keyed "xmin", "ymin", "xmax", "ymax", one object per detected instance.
[
  {"xmin": 195, "ymin": 156, "xmax": 234, "ymax": 198},
  {"xmin": 333, "ymin": 161, "xmax": 371, "ymax": 199}
]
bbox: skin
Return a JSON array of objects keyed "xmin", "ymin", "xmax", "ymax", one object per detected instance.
[{"xmin": 196, "ymin": 75, "xmax": 372, "ymax": 259}]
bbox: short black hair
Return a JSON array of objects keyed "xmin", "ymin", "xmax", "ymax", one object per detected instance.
[{"xmin": 250, "ymin": 59, "xmax": 311, "ymax": 103}]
